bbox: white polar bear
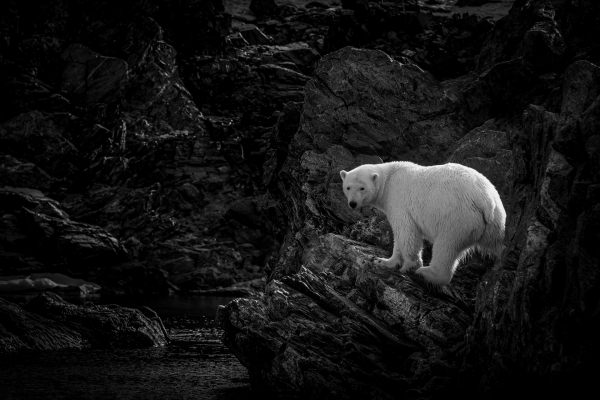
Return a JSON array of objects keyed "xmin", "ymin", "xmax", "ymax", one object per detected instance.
[{"xmin": 340, "ymin": 162, "xmax": 506, "ymax": 286}]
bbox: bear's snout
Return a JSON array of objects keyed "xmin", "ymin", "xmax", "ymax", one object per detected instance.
[{"xmin": 349, "ymin": 201, "xmax": 357, "ymax": 209}]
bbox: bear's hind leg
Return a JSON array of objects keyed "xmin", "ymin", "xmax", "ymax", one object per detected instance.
[
  {"xmin": 477, "ymin": 208, "xmax": 505, "ymax": 259},
  {"xmin": 398, "ymin": 233, "xmax": 423, "ymax": 273},
  {"xmin": 415, "ymin": 238, "xmax": 465, "ymax": 286}
]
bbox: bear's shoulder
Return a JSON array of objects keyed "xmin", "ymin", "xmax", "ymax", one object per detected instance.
[{"xmin": 379, "ymin": 161, "xmax": 421, "ymax": 176}]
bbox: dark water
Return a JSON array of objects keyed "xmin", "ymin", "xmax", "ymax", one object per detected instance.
[{"xmin": 0, "ymin": 295, "xmax": 254, "ymax": 400}]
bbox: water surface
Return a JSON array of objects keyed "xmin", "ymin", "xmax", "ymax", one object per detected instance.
[{"xmin": 0, "ymin": 295, "xmax": 253, "ymax": 400}]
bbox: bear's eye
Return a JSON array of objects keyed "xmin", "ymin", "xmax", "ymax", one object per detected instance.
[
  {"xmin": 346, "ymin": 187, "xmax": 350, "ymax": 190},
  {"xmin": 360, "ymin": 187, "xmax": 364, "ymax": 191}
]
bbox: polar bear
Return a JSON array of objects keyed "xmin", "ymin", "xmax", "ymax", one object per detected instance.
[{"xmin": 340, "ymin": 162, "xmax": 505, "ymax": 286}]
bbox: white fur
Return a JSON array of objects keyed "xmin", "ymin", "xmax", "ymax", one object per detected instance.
[{"xmin": 340, "ymin": 162, "xmax": 506, "ymax": 286}]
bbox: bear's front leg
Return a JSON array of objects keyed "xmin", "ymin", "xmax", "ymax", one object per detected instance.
[{"xmin": 374, "ymin": 222, "xmax": 422, "ymax": 271}]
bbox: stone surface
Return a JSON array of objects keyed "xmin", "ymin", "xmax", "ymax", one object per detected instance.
[
  {"xmin": 219, "ymin": 1, "xmax": 600, "ymax": 398},
  {"xmin": 0, "ymin": 187, "xmax": 166, "ymax": 294},
  {"xmin": 1, "ymin": 2, "xmax": 599, "ymax": 394},
  {"xmin": 218, "ymin": 233, "xmax": 484, "ymax": 398},
  {"xmin": 0, "ymin": 292, "xmax": 167, "ymax": 354},
  {"xmin": 60, "ymin": 44, "xmax": 129, "ymax": 105},
  {"xmin": 250, "ymin": 0, "xmax": 280, "ymax": 17},
  {"xmin": 219, "ymin": 45, "xmax": 501, "ymax": 397},
  {"xmin": 0, "ymin": 1, "xmax": 274, "ymax": 294},
  {"xmin": 446, "ymin": 118, "xmax": 512, "ymax": 200},
  {"xmin": 462, "ymin": 59, "xmax": 600, "ymax": 397}
]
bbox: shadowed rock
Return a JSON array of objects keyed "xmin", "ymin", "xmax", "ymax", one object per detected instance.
[
  {"xmin": 0, "ymin": 292, "xmax": 168, "ymax": 354},
  {"xmin": 60, "ymin": 44, "xmax": 129, "ymax": 105},
  {"xmin": 218, "ymin": 45, "xmax": 497, "ymax": 398},
  {"xmin": 219, "ymin": 1, "xmax": 600, "ymax": 397},
  {"xmin": 462, "ymin": 58, "xmax": 600, "ymax": 397}
]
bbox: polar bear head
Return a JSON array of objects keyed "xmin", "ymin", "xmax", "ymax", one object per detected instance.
[{"xmin": 340, "ymin": 165, "xmax": 379, "ymax": 209}]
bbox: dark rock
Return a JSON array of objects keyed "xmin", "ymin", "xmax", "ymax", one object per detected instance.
[
  {"xmin": 446, "ymin": 119, "xmax": 512, "ymax": 199},
  {"xmin": 305, "ymin": 2, "xmax": 331, "ymax": 9},
  {"xmin": 0, "ymin": 0, "xmax": 281, "ymax": 297},
  {"xmin": 0, "ymin": 272, "xmax": 100, "ymax": 295},
  {"xmin": 0, "ymin": 187, "xmax": 170, "ymax": 294},
  {"xmin": 0, "ymin": 63, "xmax": 71, "ymax": 123},
  {"xmin": 324, "ymin": 3, "xmax": 491, "ymax": 80},
  {"xmin": 455, "ymin": 0, "xmax": 499, "ymax": 6},
  {"xmin": 477, "ymin": 0, "xmax": 567, "ymax": 73},
  {"xmin": 0, "ymin": 292, "xmax": 167, "ymax": 354},
  {"xmin": 238, "ymin": 25, "xmax": 273, "ymax": 45},
  {"xmin": 515, "ymin": 20, "xmax": 566, "ymax": 74},
  {"xmin": 462, "ymin": 59, "xmax": 600, "ymax": 397},
  {"xmin": 190, "ymin": 277, "xmax": 265, "ymax": 297},
  {"xmin": 342, "ymin": 0, "xmax": 371, "ymax": 13},
  {"xmin": 0, "ymin": 154, "xmax": 54, "ymax": 191},
  {"xmin": 219, "ymin": 45, "xmax": 502, "ymax": 397},
  {"xmin": 151, "ymin": 0, "xmax": 230, "ymax": 56},
  {"xmin": 220, "ymin": 1, "xmax": 600, "ymax": 397},
  {"xmin": 60, "ymin": 44, "xmax": 129, "ymax": 106},
  {"xmin": 268, "ymin": 42, "xmax": 322, "ymax": 75},
  {"xmin": 250, "ymin": 0, "xmax": 280, "ymax": 18},
  {"xmin": 218, "ymin": 234, "xmax": 482, "ymax": 398},
  {"xmin": 227, "ymin": 32, "xmax": 251, "ymax": 48},
  {"xmin": 0, "ymin": 111, "xmax": 80, "ymax": 179},
  {"xmin": 301, "ymin": 47, "xmax": 464, "ymax": 164}
]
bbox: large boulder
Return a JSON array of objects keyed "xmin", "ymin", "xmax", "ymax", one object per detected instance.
[
  {"xmin": 0, "ymin": 111, "xmax": 80, "ymax": 179},
  {"xmin": 0, "ymin": 1, "xmax": 273, "ymax": 293},
  {"xmin": 218, "ymin": 46, "xmax": 501, "ymax": 397},
  {"xmin": 250, "ymin": 0, "xmax": 280, "ymax": 18},
  {"xmin": 260, "ymin": 46, "xmax": 488, "ymax": 280},
  {"xmin": 60, "ymin": 44, "xmax": 129, "ymax": 105},
  {"xmin": 219, "ymin": 234, "xmax": 486, "ymax": 399},
  {"xmin": 300, "ymin": 47, "xmax": 465, "ymax": 164},
  {"xmin": 219, "ymin": 0, "xmax": 600, "ymax": 397},
  {"xmin": 446, "ymin": 119, "xmax": 512, "ymax": 200},
  {"xmin": 462, "ymin": 59, "xmax": 600, "ymax": 397},
  {"xmin": 0, "ymin": 292, "xmax": 168, "ymax": 354},
  {"xmin": 476, "ymin": 0, "xmax": 566, "ymax": 73},
  {"xmin": 0, "ymin": 187, "xmax": 167, "ymax": 294}
]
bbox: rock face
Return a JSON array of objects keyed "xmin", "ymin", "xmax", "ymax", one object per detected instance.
[
  {"xmin": 0, "ymin": 0, "xmax": 503, "ymax": 294},
  {"xmin": 218, "ymin": 45, "xmax": 495, "ymax": 398},
  {"xmin": 0, "ymin": 187, "xmax": 169, "ymax": 294},
  {"xmin": 463, "ymin": 59, "xmax": 600, "ymax": 397},
  {"xmin": 218, "ymin": 0, "xmax": 600, "ymax": 398},
  {"xmin": 219, "ymin": 235, "xmax": 487, "ymax": 398},
  {"xmin": 0, "ymin": 292, "xmax": 168, "ymax": 354},
  {"xmin": 325, "ymin": 1, "xmax": 494, "ymax": 80},
  {"xmin": 0, "ymin": 0, "xmax": 280, "ymax": 293}
]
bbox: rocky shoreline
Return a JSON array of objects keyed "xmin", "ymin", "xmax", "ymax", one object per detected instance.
[
  {"xmin": 0, "ymin": 291, "xmax": 168, "ymax": 354},
  {"xmin": 1, "ymin": 0, "xmax": 599, "ymax": 397}
]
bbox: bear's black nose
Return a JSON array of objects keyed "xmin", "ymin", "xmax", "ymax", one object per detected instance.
[{"xmin": 349, "ymin": 201, "xmax": 357, "ymax": 209}]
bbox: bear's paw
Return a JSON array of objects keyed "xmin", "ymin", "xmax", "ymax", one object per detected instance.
[{"xmin": 372, "ymin": 257, "xmax": 402, "ymax": 269}]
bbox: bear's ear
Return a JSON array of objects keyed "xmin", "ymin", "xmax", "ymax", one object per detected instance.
[
  {"xmin": 340, "ymin": 170, "xmax": 347, "ymax": 180},
  {"xmin": 372, "ymin": 173, "xmax": 379, "ymax": 182}
]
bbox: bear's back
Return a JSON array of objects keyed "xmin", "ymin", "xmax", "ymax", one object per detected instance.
[{"xmin": 385, "ymin": 162, "xmax": 500, "ymax": 222}]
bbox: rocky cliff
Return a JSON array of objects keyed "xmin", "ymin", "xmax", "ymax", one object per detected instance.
[
  {"xmin": 217, "ymin": 0, "xmax": 600, "ymax": 398},
  {"xmin": 0, "ymin": 0, "xmax": 508, "ymax": 296},
  {"xmin": 0, "ymin": 0, "xmax": 283, "ymax": 294}
]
